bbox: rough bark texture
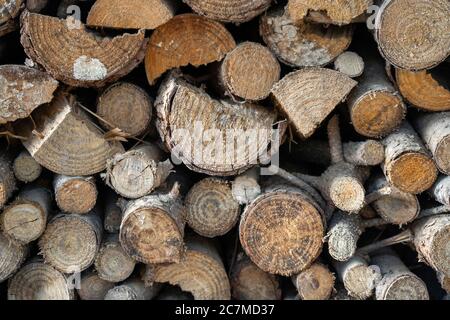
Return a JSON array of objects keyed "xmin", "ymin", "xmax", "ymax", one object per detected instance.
[
  {"xmin": 0, "ymin": 232, "xmax": 27, "ymax": 282},
  {"xmin": 343, "ymin": 140, "xmax": 384, "ymax": 166},
  {"xmin": 0, "ymin": 154, "xmax": 16, "ymax": 209},
  {"xmin": 105, "ymin": 277, "xmax": 161, "ymax": 300},
  {"xmin": 334, "ymin": 51, "xmax": 365, "ymax": 78},
  {"xmin": 26, "ymin": 0, "xmax": 47, "ymax": 12},
  {"xmin": 77, "ymin": 269, "xmax": 115, "ymax": 300},
  {"xmin": 292, "ymin": 262, "xmax": 335, "ymax": 300},
  {"xmin": 13, "ymin": 150, "xmax": 42, "ymax": 183},
  {"xmin": 231, "ymin": 167, "xmax": 261, "ymax": 205},
  {"xmin": 103, "ymin": 190, "xmax": 122, "ymax": 233},
  {"xmin": 327, "ymin": 212, "xmax": 363, "ymax": 262},
  {"xmin": 54, "ymin": 174, "xmax": 98, "ymax": 215}
]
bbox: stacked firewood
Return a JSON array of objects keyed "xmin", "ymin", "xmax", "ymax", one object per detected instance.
[{"xmin": 0, "ymin": 0, "xmax": 449, "ymax": 300}]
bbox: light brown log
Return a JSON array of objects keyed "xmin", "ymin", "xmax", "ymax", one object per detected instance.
[
  {"xmin": 87, "ymin": 0, "xmax": 175, "ymax": 30},
  {"xmin": 413, "ymin": 112, "xmax": 450, "ymax": 175},
  {"xmin": 119, "ymin": 184, "xmax": 186, "ymax": 264},
  {"xmin": 0, "ymin": 232, "xmax": 27, "ymax": 282},
  {"xmin": 185, "ymin": 178, "xmax": 240, "ymax": 238},
  {"xmin": 347, "ymin": 53, "xmax": 406, "ymax": 138},
  {"xmin": 271, "ymin": 68, "xmax": 356, "ymax": 139},
  {"xmin": 96, "ymin": 82, "xmax": 152, "ymax": 137},
  {"xmin": 13, "ymin": 150, "xmax": 41, "ymax": 183},
  {"xmin": 103, "ymin": 190, "xmax": 122, "ymax": 233},
  {"xmin": 144, "ymin": 236, "xmax": 231, "ymax": 300},
  {"xmin": 145, "ymin": 14, "xmax": 236, "ymax": 85},
  {"xmin": 104, "ymin": 144, "xmax": 173, "ymax": 199},
  {"xmin": 0, "ymin": 64, "xmax": 58, "ymax": 124},
  {"xmin": 77, "ymin": 269, "xmax": 115, "ymax": 300},
  {"xmin": 0, "ymin": 154, "xmax": 16, "ymax": 209},
  {"xmin": 20, "ymin": 11, "xmax": 148, "ymax": 87},
  {"xmin": 155, "ymin": 72, "xmax": 278, "ymax": 176},
  {"xmin": 183, "ymin": 0, "xmax": 271, "ymax": 24},
  {"xmin": 8, "ymin": 259, "xmax": 75, "ymax": 300},
  {"xmin": 39, "ymin": 210, "xmax": 103, "ymax": 273},
  {"xmin": 54, "ymin": 174, "xmax": 98, "ymax": 214},
  {"xmin": 105, "ymin": 277, "xmax": 161, "ymax": 300},
  {"xmin": 382, "ymin": 121, "xmax": 438, "ymax": 194},
  {"xmin": 260, "ymin": 9, "xmax": 353, "ymax": 68},
  {"xmin": 231, "ymin": 167, "xmax": 261, "ymax": 205},
  {"xmin": 94, "ymin": 233, "xmax": 136, "ymax": 283},
  {"xmin": 373, "ymin": 0, "xmax": 450, "ymax": 70},
  {"xmin": 334, "ymin": 51, "xmax": 365, "ymax": 78},
  {"xmin": 230, "ymin": 253, "xmax": 281, "ymax": 300},
  {"xmin": 17, "ymin": 94, "xmax": 124, "ymax": 176},
  {"xmin": 292, "ymin": 262, "xmax": 335, "ymax": 300},
  {"xmin": 1, "ymin": 185, "xmax": 51, "ymax": 243}
]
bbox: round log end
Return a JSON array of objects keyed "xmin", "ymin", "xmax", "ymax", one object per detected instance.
[
  {"xmin": 293, "ymin": 263, "xmax": 335, "ymax": 300},
  {"xmin": 329, "ymin": 176, "xmax": 366, "ymax": 213},
  {"xmin": 343, "ymin": 264, "xmax": 381, "ymax": 300},
  {"xmin": 372, "ymin": 188, "xmax": 420, "ymax": 225},
  {"xmin": 334, "ymin": 51, "xmax": 365, "ymax": 78},
  {"xmin": 55, "ymin": 178, "xmax": 97, "ymax": 214},
  {"xmin": 376, "ymin": 273, "xmax": 429, "ymax": 300},
  {"xmin": 13, "ymin": 151, "xmax": 42, "ymax": 183},
  {"xmin": 78, "ymin": 271, "xmax": 115, "ymax": 300},
  {"xmin": 95, "ymin": 240, "xmax": 136, "ymax": 283},
  {"xmin": 0, "ymin": 232, "xmax": 28, "ymax": 282}
]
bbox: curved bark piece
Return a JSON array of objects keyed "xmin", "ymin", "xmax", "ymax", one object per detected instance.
[
  {"xmin": 334, "ymin": 51, "xmax": 365, "ymax": 78},
  {"xmin": 0, "ymin": 154, "xmax": 16, "ymax": 209},
  {"xmin": 105, "ymin": 277, "xmax": 161, "ymax": 300},
  {"xmin": 13, "ymin": 150, "xmax": 42, "ymax": 183},
  {"xmin": 77, "ymin": 269, "xmax": 114, "ymax": 300},
  {"xmin": 145, "ymin": 14, "xmax": 236, "ymax": 85},
  {"xmin": 374, "ymin": 0, "xmax": 450, "ymax": 70},
  {"xmin": 231, "ymin": 167, "xmax": 261, "ymax": 205},
  {"xmin": 0, "ymin": 65, "xmax": 58, "ymax": 124},
  {"xmin": 292, "ymin": 262, "xmax": 335, "ymax": 300},
  {"xmin": 20, "ymin": 11, "xmax": 148, "ymax": 87},
  {"xmin": 260, "ymin": 9, "xmax": 353, "ymax": 68},
  {"xmin": 54, "ymin": 175, "xmax": 97, "ymax": 214},
  {"xmin": 183, "ymin": 0, "xmax": 271, "ymax": 24},
  {"xmin": 0, "ymin": 232, "xmax": 27, "ymax": 282},
  {"xmin": 87, "ymin": 0, "xmax": 175, "ymax": 30},
  {"xmin": 155, "ymin": 72, "xmax": 278, "ymax": 176}
]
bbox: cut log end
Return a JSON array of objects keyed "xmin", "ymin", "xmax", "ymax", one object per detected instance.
[
  {"xmin": 330, "ymin": 176, "xmax": 366, "ymax": 213},
  {"xmin": 54, "ymin": 176, "xmax": 98, "ymax": 215},
  {"xmin": 341, "ymin": 264, "xmax": 381, "ymax": 300},
  {"xmin": 343, "ymin": 140, "xmax": 385, "ymax": 166},
  {"xmin": 292, "ymin": 262, "xmax": 335, "ymax": 300},
  {"xmin": 78, "ymin": 270, "xmax": 115, "ymax": 300},
  {"xmin": 377, "ymin": 273, "xmax": 429, "ymax": 300},
  {"xmin": 0, "ymin": 232, "xmax": 28, "ymax": 282},
  {"xmin": 327, "ymin": 213, "xmax": 361, "ymax": 262},
  {"xmin": 13, "ymin": 151, "xmax": 42, "ymax": 183},
  {"xmin": 231, "ymin": 168, "xmax": 261, "ymax": 205},
  {"xmin": 334, "ymin": 51, "xmax": 365, "ymax": 78}
]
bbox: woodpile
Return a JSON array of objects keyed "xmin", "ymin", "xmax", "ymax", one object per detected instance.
[{"xmin": 0, "ymin": 0, "xmax": 449, "ymax": 301}]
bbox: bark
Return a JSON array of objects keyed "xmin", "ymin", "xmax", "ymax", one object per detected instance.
[
  {"xmin": 437, "ymin": 272, "xmax": 450, "ymax": 294},
  {"xmin": 77, "ymin": 269, "xmax": 115, "ymax": 300},
  {"xmin": 13, "ymin": 150, "xmax": 42, "ymax": 183},
  {"xmin": 26, "ymin": 0, "xmax": 48, "ymax": 12},
  {"xmin": 103, "ymin": 190, "xmax": 122, "ymax": 233},
  {"xmin": 429, "ymin": 175, "xmax": 450, "ymax": 207},
  {"xmin": 105, "ymin": 277, "xmax": 161, "ymax": 300},
  {"xmin": 343, "ymin": 140, "xmax": 384, "ymax": 166},
  {"xmin": 327, "ymin": 212, "xmax": 363, "ymax": 261},
  {"xmin": 334, "ymin": 51, "xmax": 365, "ymax": 78},
  {"xmin": 292, "ymin": 262, "xmax": 335, "ymax": 300},
  {"xmin": 0, "ymin": 232, "xmax": 28, "ymax": 282},
  {"xmin": 54, "ymin": 174, "xmax": 98, "ymax": 214},
  {"xmin": 0, "ymin": 153, "xmax": 16, "ymax": 208},
  {"xmin": 231, "ymin": 167, "xmax": 261, "ymax": 205}
]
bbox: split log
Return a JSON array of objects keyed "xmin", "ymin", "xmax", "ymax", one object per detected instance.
[
  {"xmin": 13, "ymin": 150, "xmax": 42, "ymax": 183},
  {"xmin": 271, "ymin": 68, "xmax": 356, "ymax": 139},
  {"xmin": 219, "ymin": 42, "xmax": 280, "ymax": 101},
  {"xmin": 26, "ymin": 0, "xmax": 47, "ymax": 12},
  {"xmin": 0, "ymin": 154, "xmax": 16, "ymax": 208},
  {"xmin": 373, "ymin": 0, "xmax": 450, "ymax": 70},
  {"xmin": 54, "ymin": 175, "xmax": 98, "ymax": 214},
  {"xmin": 260, "ymin": 9, "xmax": 353, "ymax": 68},
  {"xmin": 96, "ymin": 82, "xmax": 152, "ymax": 137},
  {"xmin": 119, "ymin": 184, "xmax": 186, "ymax": 264},
  {"xmin": 77, "ymin": 269, "xmax": 115, "ymax": 300},
  {"xmin": 155, "ymin": 72, "xmax": 278, "ymax": 176},
  {"xmin": 94, "ymin": 233, "xmax": 136, "ymax": 283},
  {"xmin": 105, "ymin": 277, "xmax": 161, "ymax": 300},
  {"xmin": 39, "ymin": 210, "xmax": 103, "ymax": 273},
  {"xmin": 231, "ymin": 167, "xmax": 261, "ymax": 205},
  {"xmin": 145, "ymin": 14, "xmax": 236, "ymax": 85},
  {"xmin": 334, "ymin": 51, "xmax": 365, "ymax": 78},
  {"xmin": 371, "ymin": 250, "xmax": 429, "ymax": 300},
  {"xmin": 103, "ymin": 190, "xmax": 122, "ymax": 233},
  {"xmin": 185, "ymin": 178, "xmax": 240, "ymax": 238},
  {"xmin": 17, "ymin": 94, "xmax": 124, "ymax": 176},
  {"xmin": 0, "ymin": 65, "xmax": 58, "ymax": 124},
  {"xmin": 104, "ymin": 144, "xmax": 173, "ymax": 199},
  {"xmin": 143, "ymin": 236, "xmax": 231, "ymax": 300},
  {"xmin": 382, "ymin": 121, "xmax": 438, "ymax": 194},
  {"xmin": 1, "ymin": 185, "xmax": 51, "ymax": 243},
  {"xmin": 333, "ymin": 256, "xmax": 381, "ymax": 299},
  {"xmin": 230, "ymin": 253, "xmax": 281, "ymax": 300},
  {"xmin": 7, "ymin": 260, "xmax": 75, "ymax": 300},
  {"xmin": 183, "ymin": 0, "xmax": 271, "ymax": 24},
  {"xmin": 239, "ymin": 183, "xmax": 325, "ymax": 276},
  {"xmin": 413, "ymin": 112, "xmax": 450, "ymax": 175},
  {"xmin": 20, "ymin": 11, "xmax": 148, "ymax": 87},
  {"xmin": 292, "ymin": 262, "xmax": 335, "ymax": 300},
  {"xmin": 347, "ymin": 53, "xmax": 406, "ymax": 138},
  {"xmin": 0, "ymin": 232, "xmax": 27, "ymax": 282},
  {"xmin": 87, "ymin": 0, "xmax": 175, "ymax": 30}
]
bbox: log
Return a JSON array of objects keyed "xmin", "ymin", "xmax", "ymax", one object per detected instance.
[
  {"xmin": 1, "ymin": 185, "xmax": 51, "ymax": 243},
  {"xmin": 0, "ymin": 232, "xmax": 27, "ymax": 282},
  {"xmin": 94, "ymin": 233, "xmax": 136, "ymax": 283},
  {"xmin": 145, "ymin": 14, "xmax": 236, "ymax": 85},
  {"xmin": 13, "ymin": 150, "xmax": 42, "ymax": 183},
  {"xmin": 7, "ymin": 259, "xmax": 75, "ymax": 300},
  {"xmin": 327, "ymin": 212, "xmax": 364, "ymax": 262},
  {"xmin": 103, "ymin": 190, "xmax": 122, "ymax": 233},
  {"xmin": 77, "ymin": 269, "xmax": 115, "ymax": 300},
  {"xmin": 239, "ymin": 183, "xmax": 325, "ymax": 276},
  {"xmin": 104, "ymin": 144, "xmax": 173, "ymax": 199},
  {"xmin": 185, "ymin": 178, "xmax": 240, "ymax": 238},
  {"xmin": 429, "ymin": 175, "xmax": 450, "ymax": 207},
  {"xmin": 0, "ymin": 1, "xmax": 22, "ymax": 28},
  {"xmin": 183, "ymin": 0, "xmax": 271, "ymax": 24},
  {"xmin": 20, "ymin": 11, "xmax": 148, "ymax": 87},
  {"xmin": 96, "ymin": 82, "xmax": 152, "ymax": 137},
  {"xmin": 39, "ymin": 210, "xmax": 103, "ymax": 273},
  {"xmin": 155, "ymin": 72, "xmax": 278, "ymax": 176},
  {"xmin": 413, "ymin": 112, "xmax": 450, "ymax": 175},
  {"xmin": 371, "ymin": 250, "xmax": 429, "ymax": 300},
  {"xmin": 333, "ymin": 256, "xmax": 381, "ymax": 299},
  {"xmin": 54, "ymin": 174, "xmax": 98, "ymax": 214},
  {"xmin": 260, "ymin": 8, "xmax": 353, "ymax": 68},
  {"xmin": 347, "ymin": 52, "xmax": 406, "ymax": 138},
  {"xmin": 0, "ymin": 64, "xmax": 58, "ymax": 124},
  {"xmin": 334, "ymin": 51, "xmax": 365, "ymax": 78},
  {"xmin": 219, "ymin": 42, "xmax": 280, "ymax": 101},
  {"xmin": 231, "ymin": 167, "xmax": 261, "ymax": 205},
  {"xmin": 105, "ymin": 277, "xmax": 161, "ymax": 300},
  {"xmin": 17, "ymin": 94, "xmax": 124, "ymax": 176},
  {"xmin": 271, "ymin": 68, "xmax": 356, "ymax": 139},
  {"xmin": 0, "ymin": 154, "xmax": 16, "ymax": 209},
  {"xmin": 382, "ymin": 121, "xmax": 438, "ymax": 194},
  {"xmin": 119, "ymin": 184, "xmax": 186, "ymax": 264},
  {"xmin": 26, "ymin": 0, "xmax": 47, "ymax": 12},
  {"xmin": 230, "ymin": 253, "xmax": 281, "ymax": 300},
  {"xmin": 373, "ymin": 0, "xmax": 450, "ymax": 70},
  {"xmin": 292, "ymin": 262, "xmax": 335, "ymax": 300},
  {"xmin": 343, "ymin": 140, "xmax": 384, "ymax": 166},
  {"xmin": 87, "ymin": 0, "xmax": 175, "ymax": 30},
  {"xmin": 144, "ymin": 236, "xmax": 231, "ymax": 300}
]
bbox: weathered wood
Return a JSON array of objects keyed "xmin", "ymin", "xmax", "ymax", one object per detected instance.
[
  {"xmin": 103, "ymin": 190, "xmax": 122, "ymax": 233},
  {"xmin": 437, "ymin": 272, "xmax": 450, "ymax": 294},
  {"xmin": 104, "ymin": 277, "xmax": 161, "ymax": 300},
  {"xmin": 292, "ymin": 262, "xmax": 335, "ymax": 300},
  {"xmin": 54, "ymin": 174, "xmax": 98, "ymax": 214},
  {"xmin": 0, "ymin": 232, "xmax": 27, "ymax": 282},
  {"xmin": 0, "ymin": 154, "xmax": 16, "ymax": 209},
  {"xmin": 0, "ymin": 1, "xmax": 23, "ymax": 30},
  {"xmin": 13, "ymin": 150, "xmax": 41, "ymax": 183},
  {"xmin": 343, "ymin": 140, "xmax": 384, "ymax": 166},
  {"xmin": 429, "ymin": 175, "xmax": 450, "ymax": 207},
  {"xmin": 25, "ymin": 0, "xmax": 47, "ymax": 12},
  {"xmin": 77, "ymin": 269, "xmax": 115, "ymax": 300},
  {"xmin": 231, "ymin": 167, "xmax": 261, "ymax": 205},
  {"xmin": 334, "ymin": 51, "xmax": 365, "ymax": 78}
]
